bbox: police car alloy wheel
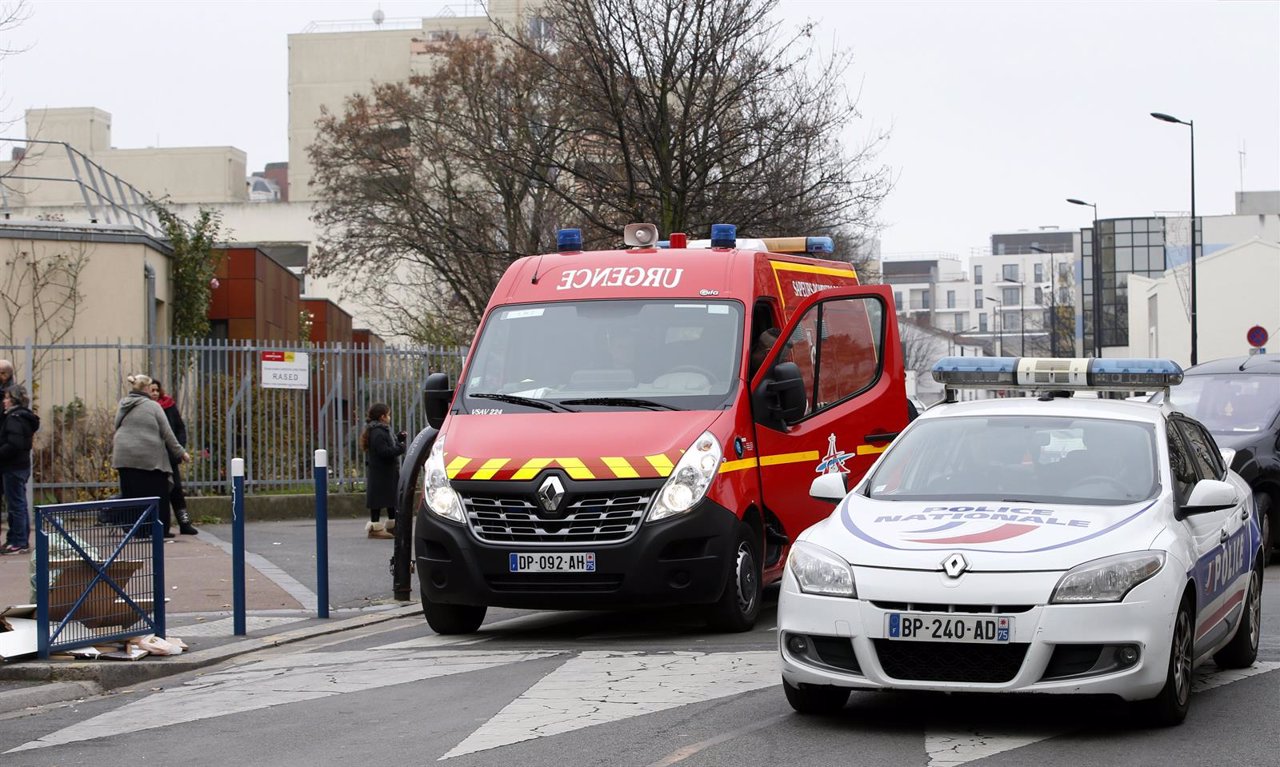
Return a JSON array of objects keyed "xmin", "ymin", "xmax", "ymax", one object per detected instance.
[{"xmin": 777, "ymin": 358, "xmax": 1265, "ymax": 726}]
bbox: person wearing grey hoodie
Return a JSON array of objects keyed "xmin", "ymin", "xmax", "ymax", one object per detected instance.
[{"xmin": 112, "ymin": 374, "xmax": 189, "ymax": 539}]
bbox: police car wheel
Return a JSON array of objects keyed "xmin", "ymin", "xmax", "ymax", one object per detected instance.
[
  {"xmin": 1256, "ymin": 492, "xmax": 1274, "ymax": 567},
  {"xmin": 706, "ymin": 525, "xmax": 762, "ymax": 633},
  {"xmin": 1140, "ymin": 597, "xmax": 1194, "ymax": 727},
  {"xmin": 783, "ymin": 679, "xmax": 850, "ymax": 715},
  {"xmin": 1213, "ymin": 565, "xmax": 1262, "ymax": 669},
  {"xmin": 422, "ymin": 595, "xmax": 487, "ymax": 635}
]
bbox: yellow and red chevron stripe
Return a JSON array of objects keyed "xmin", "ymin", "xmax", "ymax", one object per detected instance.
[{"xmin": 445, "ymin": 452, "xmax": 681, "ymax": 481}]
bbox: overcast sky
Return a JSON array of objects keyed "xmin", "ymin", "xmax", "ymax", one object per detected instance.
[{"xmin": 2, "ymin": 0, "xmax": 1277, "ymax": 256}]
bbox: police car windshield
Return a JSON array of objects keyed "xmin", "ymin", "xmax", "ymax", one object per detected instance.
[
  {"xmin": 866, "ymin": 415, "xmax": 1159, "ymax": 506},
  {"xmin": 461, "ymin": 300, "xmax": 743, "ymax": 412},
  {"xmin": 1167, "ymin": 374, "xmax": 1280, "ymax": 433}
]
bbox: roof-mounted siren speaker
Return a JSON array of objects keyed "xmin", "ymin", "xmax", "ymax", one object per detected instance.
[{"xmin": 624, "ymin": 223, "xmax": 659, "ymax": 248}]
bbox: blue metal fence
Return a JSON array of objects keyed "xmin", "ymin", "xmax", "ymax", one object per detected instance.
[{"xmin": 35, "ymin": 498, "xmax": 166, "ymax": 658}]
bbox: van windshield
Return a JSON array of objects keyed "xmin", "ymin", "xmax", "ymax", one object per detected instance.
[{"xmin": 461, "ymin": 300, "xmax": 744, "ymax": 412}]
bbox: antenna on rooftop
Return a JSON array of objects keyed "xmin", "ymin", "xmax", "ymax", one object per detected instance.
[{"xmin": 373, "ymin": 7, "xmax": 385, "ymax": 26}]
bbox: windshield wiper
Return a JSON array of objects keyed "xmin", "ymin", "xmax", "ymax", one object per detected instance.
[
  {"xmin": 469, "ymin": 393, "xmax": 578, "ymax": 413},
  {"xmin": 559, "ymin": 397, "xmax": 685, "ymax": 411}
]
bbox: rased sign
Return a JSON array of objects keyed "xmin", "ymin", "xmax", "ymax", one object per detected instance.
[{"xmin": 261, "ymin": 350, "xmax": 309, "ymax": 390}]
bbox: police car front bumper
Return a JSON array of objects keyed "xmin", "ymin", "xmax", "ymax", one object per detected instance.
[
  {"xmin": 778, "ymin": 566, "xmax": 1180, "ymax": 702},
  {"xmin": 415, "ymin": 499, "xmax": 740, "ymax": 611}
]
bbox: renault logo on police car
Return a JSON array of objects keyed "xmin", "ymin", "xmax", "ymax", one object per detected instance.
[
  {"xmin": 942, "ymin": 553, "xmax": 968, "ymax": 579},
  {"xmin": 538, "ymin": 476, "xmax": 565, "ymax": 513}
]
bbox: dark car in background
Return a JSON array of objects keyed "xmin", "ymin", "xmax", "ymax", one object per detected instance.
[{"xmin": 1161, "ymin": 354, "xmax": 1280, "ymax": 563}]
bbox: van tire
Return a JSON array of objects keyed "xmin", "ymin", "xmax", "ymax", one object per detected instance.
[
  {"xmin": 706, "ymin": 524, "xmax": 762, "ymax": 632},
  {"xmin": 422, "ymin": 595, "xmax": 487, "ymax": 634}
]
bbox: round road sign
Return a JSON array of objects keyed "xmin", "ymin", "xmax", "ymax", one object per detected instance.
[{"xmin": 1247, "ymin": 325, "xmax": 1269, "ymax": 348}]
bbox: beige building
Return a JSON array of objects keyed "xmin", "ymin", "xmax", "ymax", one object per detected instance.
[
  {"xmin": 0, "ymin": 220, "xmax": 173, "ymax": 408},
  {"xmin": 2, "ymin": 108, "xmax": 248, "ymax": 207},
  {"xmin": 287, "ymin": 0, "xmax": 539, "ymax": 201}
]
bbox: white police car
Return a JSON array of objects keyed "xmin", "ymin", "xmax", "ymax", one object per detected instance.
[{"xmin": 779, "ymin": 357, "xmax": 1264, "ymax": 726}]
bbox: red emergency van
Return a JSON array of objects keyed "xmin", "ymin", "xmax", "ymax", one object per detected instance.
[{"xmin": 412, "ymin": 223, "xmax": 908, "ymax": 633}]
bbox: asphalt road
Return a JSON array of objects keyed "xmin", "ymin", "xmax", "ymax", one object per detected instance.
[{"xmin": 2, "ymin": 566, "xmax": 1277, "ymax": 767}]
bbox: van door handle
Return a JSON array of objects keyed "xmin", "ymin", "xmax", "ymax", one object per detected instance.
[
  {"xmin": 1220, "ymin": 529, "xmax": 1229, "ymax": 543},
  {"xmin": 865, "ymin": 432, "xmax": 899, "ymax": 444}
]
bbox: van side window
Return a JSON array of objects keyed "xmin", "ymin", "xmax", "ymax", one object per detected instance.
[{"xmin": 786, "ymin": 296, "xmax": 886, "ymax": 418}]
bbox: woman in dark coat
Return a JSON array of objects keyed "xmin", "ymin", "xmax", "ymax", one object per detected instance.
[
  {"xmin": 0, "ymin": 383, "xmax": 39, "ymax": 554},
  {"xmin": 362, "ymin": 403, "xmax": 405, "ymax": 540},
  {"xmin": 149, "ymin": 379, "xmax": 197, "ymax": 535}
]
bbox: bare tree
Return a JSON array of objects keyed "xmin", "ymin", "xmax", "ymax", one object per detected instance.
[
  {"xmin": 307, "ymin": 38, "xmax": 577, "ymax": 343},
  {"xmin": 0, "ymin": 237, "xmax": 89, "ymax": 380},
  {"xmin": 899, "ymin": 320, "xmax": 942, "ymax": 376},
  {"xmin": 308, "ymin": 0, "xmax": 891, "ymax": 340},
  {"xmin": 508, "ymin": 0, "xmax": 891, "ymax": 246}
]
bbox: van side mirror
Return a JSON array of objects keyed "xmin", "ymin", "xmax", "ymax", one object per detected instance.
[
  {"xmin": 752, "ymin": 361, "xmax": 807, "ymax": 430},
  {"xmin": 810, "ymin": 473, "xmax": 846, "ymax": 504},
  {"xmin": 1175, "ymin": 479, "xmax": 1239, "ymax": 520},
  {"xmin": 423, "ymin": 373, "xmax": 453, "ymax": 430}
]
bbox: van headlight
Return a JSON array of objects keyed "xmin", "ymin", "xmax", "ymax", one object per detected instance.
[
  {"xmin": 1050, "ymin": 551, "xmax": 1165, "ymax": 603},
  {"xmin": 648, "ymin": 431, "xmax": 722, "ymax": 522},
  {"xmin": 787, "ymin": 541, "xmax": 857, "ymax": 597},
  {"xmin": 422, "ymin": 438, "xmax": 465, "ymax": 524}
]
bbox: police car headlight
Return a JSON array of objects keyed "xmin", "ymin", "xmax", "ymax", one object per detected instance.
[
  {"xmin": 422, "ymin": 438, "xmax": 465, "ymax": 524},
  {"xmin": 787, "ymin": 541, "xmax": 857, "ymax": 598},
  {"xmin": 1050, "ymin": 551, "xmax": 1165, "ymax": 604},
  {"xmin": 649, "ymin": 431, "xmax": 722, "ymax": 522}
]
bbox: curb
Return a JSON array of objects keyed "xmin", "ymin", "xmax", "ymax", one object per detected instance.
[{"xmin": 0, "ymin": 604, "xmax": 422, "ymax": 714}]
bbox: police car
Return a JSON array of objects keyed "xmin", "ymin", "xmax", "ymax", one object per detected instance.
[{"xmin": 778, "ymin": 357, "xmax": 1264, "ymax": 726}]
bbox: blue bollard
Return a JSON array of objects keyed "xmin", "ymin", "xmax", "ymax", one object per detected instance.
[
  {"xmin": 35, "ymin": 509, "xmax": 48, "ymax": 659},
  {"xmin": 232, "ymin": 457, "xmax": 246, "ymax": 636},
  {"xmin": 315, "ymin": 449, "xmax": 329, "ymax": 619}
]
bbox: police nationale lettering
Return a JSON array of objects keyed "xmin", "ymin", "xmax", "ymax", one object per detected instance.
[
  {"xmin": 874, "ymin": 506, "xmax": 1091, "ymax": 528},
  {"xmin": 556, "ymin": 267, "xmax": 684, "ymax": 291}
]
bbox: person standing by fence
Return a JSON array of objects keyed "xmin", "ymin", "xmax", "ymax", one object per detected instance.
[
  {"xmin": 112, "ymin": 374, "xmax": 188, "ymax": 539},
  {"xmin": 0, "ymin": 384, "xmax": 39, "ymax": 554},
  {"xmin": 362, "ymin": 403, "xmax": 405, "ymax": 540},
  {"xmin": 149, "ymin": 379, "xmax": 198, "ymax": 535}
]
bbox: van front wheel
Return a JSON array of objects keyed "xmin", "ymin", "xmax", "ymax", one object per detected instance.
[
  {"xmin": 706, "ymin": 525, "xmax": 762, "ymax": 632},
  {"xmin": 422, "ymin": 595, "xmax": 487, "ymax": 634}
]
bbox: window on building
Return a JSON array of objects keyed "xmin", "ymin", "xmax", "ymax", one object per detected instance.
[
  {"xmin": 974, "ymin": 288, "xmax": 983, "ymax": 305},
  {"xmin": 894, "ymin": 291, "xmax": 903, "ymax": 311},
  {"xmin": 956, "ymin": 314, "xmax": 967, "ymax": 332},
  {"xmin": 946, "ymin": 290, "xmax": 956, "ymax": 309},
  {"xmin": 1034, "ymin": 287, "xmax": 1044, "ymax": 304},
  {"xmin": 1002, "ymin": 286, "xmax": 1020, "ymax": 305},
  {"xmin": 1034, "ymin": 262, "xmax": 1044, "ymax": 282},
  {"xmin": 920, "ymin": 290, "xmax": 931, "ymax": 309},
  {"xmin": 973, "ymin": 265, "xmax": 983, "ymax": 285},
  {"xmin": 979, "ymin": 314, "xmax": 988, "ymax": 332},
  {"xmin": 1005, "ymin": 311, "xmax": 1020, "ymax": 330},
  {"xmin": 1002, "ymin": 264, "xmax": 1019, "ymax": 282}
]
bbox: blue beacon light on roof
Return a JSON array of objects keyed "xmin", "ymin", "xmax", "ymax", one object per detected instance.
[
  {"xmin": 710, "ymin": 223, "xmax": 737, "ymax": 248},
  {"xmin": 556, "ymin": 228, "xmax": 582, "ymax": 252}
]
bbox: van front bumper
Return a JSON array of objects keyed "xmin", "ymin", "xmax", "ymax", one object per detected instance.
[{"xmin": 416, "ymin": 500, "xmax": 740, "ymax": 610}]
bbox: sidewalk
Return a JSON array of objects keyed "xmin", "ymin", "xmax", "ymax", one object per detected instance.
[{"xmin": 0, "ymin": 519, "xmax": 420, "ymax": 712}]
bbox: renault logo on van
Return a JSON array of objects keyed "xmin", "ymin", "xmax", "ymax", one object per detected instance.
[{"xmin": 537, "ymin": 476, "xmax": 566, "ymax": 513}]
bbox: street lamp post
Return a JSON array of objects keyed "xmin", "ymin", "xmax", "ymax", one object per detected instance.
[
  {"xmin": 1030, "ymin": 246, "xmax": 1057, "ymax": 357},
  {"xmin": 1151, "ymin": 111, "xmax": 1197, "ymax": 365},
  {"xmin": 985, "ymin": 296, "xmax": 1003, "ymax": 357},
  {"xmin": 1067, "ymin": 198, "xmax": 1102, "ymax": 357}
]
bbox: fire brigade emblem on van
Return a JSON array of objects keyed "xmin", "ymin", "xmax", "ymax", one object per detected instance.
[{"xmin": 538, "ymin": 475, "xmax": 566, "ymax": 513}]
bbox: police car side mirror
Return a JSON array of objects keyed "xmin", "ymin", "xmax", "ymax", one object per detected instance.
[
  {"xmin": 1176, "ymin": 479, "xmax": 1240, "ymax": 520},
  {"xmin": 753, "ymin": 361, "xmax": 806, "ymax": 430},
  {"xmin": 810, "ymin": 473, "xmax": 846, "ymax": 504},
  {"xmin": 423, "ymin": 373, "xmax": 453, "ymax": 430}
]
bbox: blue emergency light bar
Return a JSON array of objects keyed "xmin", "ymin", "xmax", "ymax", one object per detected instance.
[
  {"xmin": 805, "ymin": 236, "xmax": 835, "ymax": 255},
  {"xmin": 932, "ymin": 356, "xmax": 1183, "ymax": 390},
  {"xmin": 556, "ymin": 228, "xmax": 582, "ymax": 251}
]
